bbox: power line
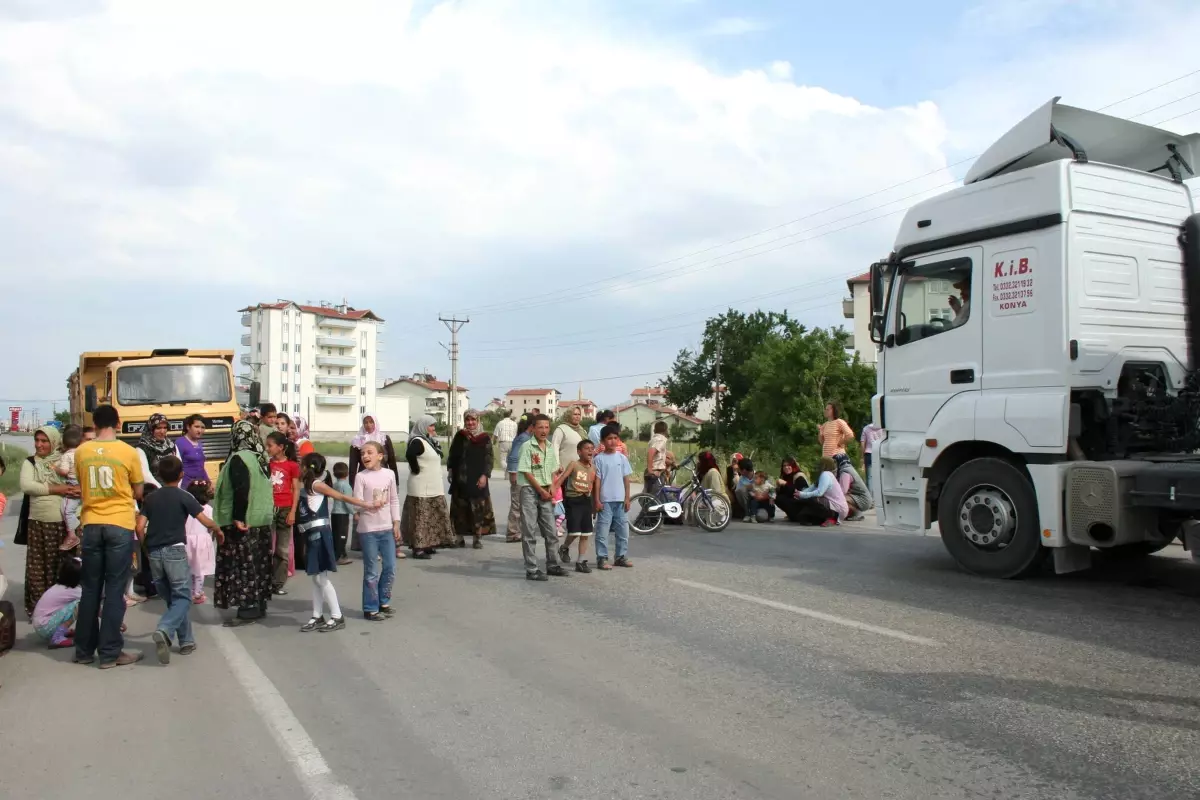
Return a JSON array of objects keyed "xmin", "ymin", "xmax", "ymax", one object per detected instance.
[
  {"xmin": 448, "ymin": 70, "xmax": 1200, "ymax": 317},
  {"xmin": 467, "ymin": 369, "xmax": 672, "ymax": 392}
]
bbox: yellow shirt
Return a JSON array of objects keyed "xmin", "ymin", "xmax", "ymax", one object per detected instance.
[{"xmin": 76, "ymin": 439, "xmax": 144, "ymax": 530}]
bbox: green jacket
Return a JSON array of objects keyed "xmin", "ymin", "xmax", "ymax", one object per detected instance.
[{"xmin": 213, "ymin": 450, "xmax": 274, "ymax": 529}]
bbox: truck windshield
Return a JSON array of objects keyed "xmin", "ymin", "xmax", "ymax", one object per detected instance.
[{"xmin": 117, "ymin": 364, "xmax": 232, "ymax": 406}]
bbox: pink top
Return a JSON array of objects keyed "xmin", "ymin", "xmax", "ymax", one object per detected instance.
[
  {"xmin": 33, "ymin": 584, "xmax": 82, "ymax": 629},
  {"xmin": 353, "ymin": 467, "xmax": 400, "ymax": 532}
]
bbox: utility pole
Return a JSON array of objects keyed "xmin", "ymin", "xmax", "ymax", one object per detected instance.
[
  {"xmin": 714, "ymin": 343, "xmax": 723, "ymax": 451},
  {"xmin": 439, "ymin": 315, "xmax": 469, "ymax": 434}
]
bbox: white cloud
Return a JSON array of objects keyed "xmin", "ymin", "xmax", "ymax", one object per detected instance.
[{"xmin": 0, "ymin": 0, "xmax": 950, "ymax": 295}]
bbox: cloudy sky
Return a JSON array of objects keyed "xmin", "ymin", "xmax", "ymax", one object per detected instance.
[{"xmin": 2, "ymin": 0, "xmax": 1199, "ymax": 420}]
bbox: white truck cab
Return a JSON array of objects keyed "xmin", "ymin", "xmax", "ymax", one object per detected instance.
[{"xmin": 869, "ymin": 97, "xmax": 1200, "ymax": 578}]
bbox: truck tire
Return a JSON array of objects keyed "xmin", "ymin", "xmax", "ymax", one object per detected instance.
[{"xmin": 937, "ymin": 457, "xmax": 1046, "ymax": 579}]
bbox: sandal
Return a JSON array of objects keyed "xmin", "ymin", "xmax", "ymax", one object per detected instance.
[
  {"xmin": 60, "ymin": 533, "xmax": 81, "ymax": 552},
  {"xmin": 125, "ymin": 595, "xmax": 145, "ymax": 607}
]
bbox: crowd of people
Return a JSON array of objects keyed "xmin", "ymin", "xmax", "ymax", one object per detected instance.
[{"xmin": 0, "ymin": 396, "xmax": 880, "ymax": 667}]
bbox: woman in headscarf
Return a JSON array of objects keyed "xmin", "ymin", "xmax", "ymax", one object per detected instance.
[
  {"xmin": 135, "ymin": 412, "xmax": 179, "ymax": 488},
  {"xmin": 348, "ymin": 412, "xmax": 399, "ymax": 487},
  {"xmin": 290, "ymin": 414, "xmax": 315, "ymax": 458},
  {"xmin": 212, "ymin": 420, "xmax": 276, "ymax": 627},
  {"xmin": 18, "ymin": 425, "xmax": 78, "ymax": 618},
  {"xmin": 774, "ymin": 456, "xmax": 811, "ymax": 522},
  {"xmin": 446, "ymin": 409, "xmax": 496, "ymax": 549},
  {"xmin": 401, "ymin": 415, "xmax": 456, "ymax": 559},
  {"xmin": 551, "ymin": 406, "xmax": 586, "ymax": 474}
]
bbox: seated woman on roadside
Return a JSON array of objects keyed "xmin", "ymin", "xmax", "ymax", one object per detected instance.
[
  {"xmin": 774, "ymin": 456, "xmax": 810, "ymax": 522},
  {"xmin": 696, "ymin": 451, "xmax": 726, "ymax": 498},
  {"xmin": 792, "ymin": 457, "xmax": 848, "ymax": 527}
]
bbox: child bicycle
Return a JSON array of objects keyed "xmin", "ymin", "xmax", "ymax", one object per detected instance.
[{"xmin": 629, "ymin": 454, "xmax": 731, "ymax": 534}]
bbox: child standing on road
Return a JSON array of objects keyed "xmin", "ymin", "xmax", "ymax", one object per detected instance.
[
  {"xmin": 592, "ymin": 429, "xmax": 633, "ymax": 571},
  {"xmin": 184, "ymin": 481, "xmax": 216, "ymax": 603},
  {"xmin": 55, "ymin": 425, "xmax": 83, "ymax": 552},
  {"xmin": 137, "ymin": 456, "xmax": 222, "ymax": 664},
  {"xmin": 298, "ymin": 452, "xmax": 380, "ymax": 632},
  {"xmin": 554, "ymin": 439, "xmax": 597, "ymax": 573},
  {"xmin": 266, "ymin": 432, "xmax": 300, "ymax": 596},
  {"xmin": 330, "ymin": 461, "xmax": 354, "ymax": 566},
  {"xmin": 352, "ymin": 442, "xmax": 401, "ymax": 622}
]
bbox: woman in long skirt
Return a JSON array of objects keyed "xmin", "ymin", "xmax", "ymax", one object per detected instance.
[
  {"xmin": 401, "ymin": 415, "xmax": 456, "ymax": 559},
  {"xmin": 213, "ymin": 421, "xmax": 276, "ymax": 626},
  {"xmin": 18, "ymin": 426, "xmax": 77, "ymax": 619},
  {"xmin": 447, "ymin": 410, "xmax": 496, "ymax": 549}
]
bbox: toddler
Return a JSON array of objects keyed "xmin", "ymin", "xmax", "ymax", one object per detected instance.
[
  {"xmin": 184, "ymin": 481, "xmax": 217, "ymax": 603},
  {"xmin": 747, "ymin": 470, "xmax": 776, "ymax": 522},
  {"xmin": 55, "ymin": 425, "xmax": 83, "ymax": 551},
  {"xmin": 553, "ymin": 484, "xmax": 566, "ymax": 538}
]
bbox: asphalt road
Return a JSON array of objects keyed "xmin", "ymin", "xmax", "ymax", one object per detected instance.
[{"xmin": 3, "ymin": 475, "xmax": 1200, "ymax": 799}]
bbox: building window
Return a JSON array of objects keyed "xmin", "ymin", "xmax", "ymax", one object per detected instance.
[
  {"xmin": 256, "ymin": 343, "xmax": 261, "ymax": 353},
  {"xmin": 361, "ymin": 349, "xmax": 367, "ymax": 358},
  {"xmin": 283, "ymin": 311, "xmax": 289, "ymax": 320},
  {"xmin": 294, "ymin": 343, "xmax": 300, "ymax": 353},
  {"xmin": 294, "ymin": 384, "xmax": 300, "ymax": 393},
  {"xmin": 360, "ymin": 387, "xmax": 366, "ymax": 395},
  {"xmin": 339, "ymin": 387, "xmax": 345, "ymax": 395},
  {"xmin": 361, "ymin": 368, "xmax": 366, "ymax": 377},
  {"xmin": 282, "ymin": 343, "xmax": 288, "ymax": 353},
  {"xmin": 282, "ymin": 363, "xmax": 288, "ymax": 373},
  {"xmin": 293, "ymin": 404, "xmax": 300, "ymax": 413},
  {"xmin": 360, "ymin": 405, "xmax": 366, "ymax": 415}
]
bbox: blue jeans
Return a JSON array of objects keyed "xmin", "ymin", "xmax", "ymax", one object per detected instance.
[
  {"xmin": 864, "ymin": 454, "xmax": 873, "ymax": 492},
  {"xmin": 75, "ymin": 524, "xmax": 135, "ymax": 664},
  {"xmin": 748, "ymin": 497, "xmax": 776, "ymax": 520},
  {"xmin": 595, "ymin": 501, "xmax": 629, "ymax": 561},
  {"xmin": 149, "ymin": 545, "xmax": 194, "ymax": 646},
  {"xmin": 360, "ymin": 530, "xmax": 396, "ymax": 613}
]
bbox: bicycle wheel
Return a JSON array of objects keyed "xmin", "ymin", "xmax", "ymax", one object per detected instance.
[
  {"xmin": 694, "ymin": 493, "xmax": 731, "ymax": 532},
  {"xmin": 629, "ymin": 493, "xmax": 664, "ymax": 535}
]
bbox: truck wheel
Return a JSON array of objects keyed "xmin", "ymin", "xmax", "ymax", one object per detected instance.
[{"xmin": 937, "ymin": 457, "xmax": 1045, "ymax": 579}]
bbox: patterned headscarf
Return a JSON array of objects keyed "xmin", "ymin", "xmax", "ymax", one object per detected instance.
[
  {"xmin": 292, "ymin": 414, "xmax": 310, "ymax": 441},
  {"xmin": 136, "ymin": 413, "xmax": 177, "ymax": 479},
  {"xmin": 33, "ymin": 424, "xmax": 63, "ymax": 484},
  {"xmin": 230, "ymin": 419, "xmax": 269, "ymax": 472},
  {"xmin": 352, "ymin": 412, "xmax": 387, "ymax": 449}
]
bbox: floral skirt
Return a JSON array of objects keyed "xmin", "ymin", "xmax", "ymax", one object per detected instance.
[
  {"xmin": 214, "ymin": 525, "xmax": 273, "ymax": 613},
  {"xmin": 402, "ymin": 495, "xmax": 457, "ymax": 551},
  {"xmin": 25, "ymin": 519, "xmax": 70, "ymax": 619},
  {"xmin": 449, "ymin": 492, "xmax": 497, "ymax": 539}
]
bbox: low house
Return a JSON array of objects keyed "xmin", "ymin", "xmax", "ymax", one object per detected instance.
[
  {"xmin": 559, "ymin": 398, "xmax": 597, "ymax": 420},
  {"xmin": 378, "ymin": 375, "xmax": 469, "ymax": 429},
  {"xmin": 630, "ymin": 386, "xmax": 671, "ymax": 406},
  {"xmin": 483, "ymin": 397, "xmax": 506, "ymax": 414},
  {"xmin": 612, "ymin": 402, "xmax": 703, "ymax": 441}
]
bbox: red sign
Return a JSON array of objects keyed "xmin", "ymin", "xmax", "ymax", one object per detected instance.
[{"xmin": 9, "ymin": 406, "xmax": 20, "ymax": 431}]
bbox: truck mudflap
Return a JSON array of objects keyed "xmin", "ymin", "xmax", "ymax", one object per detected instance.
[{"xmin": 1127, "ymin": 460, "xmax": 1200, "ymax": 513}]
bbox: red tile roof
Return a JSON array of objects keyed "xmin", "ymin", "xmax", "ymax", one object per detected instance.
[
  {"xmin": 506, "ymin": 388, "xmax": 556, "ymax": 396},
  {"xmin": 383, "ymin": 377, "xmax": 467, "ymax": 392},
  {"xmin": 240, "ymin": 301, "xmax": 383, "ymax": 322},
  {"xmin": 560, "ymin": 399, "xmax": 595, "ymax": 407},
  {"xmin": 631, "ymin": 387, "xmax": 667, "ymax": 396}
]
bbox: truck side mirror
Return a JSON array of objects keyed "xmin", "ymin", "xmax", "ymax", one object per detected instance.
[
  {"xmin": 248, "ymin": 381, "xmax": 262, "ymax": 410},
  {"xmin": 84, "ymin": 385, "xmax": 97, "ymax": 413},
  {"xmin": 870, "ymin": 312, "xmax": 885, "ymax": 344},
  {"xmin": 869, "ymin": 261, "xmax": 884, "ymax": 315}
]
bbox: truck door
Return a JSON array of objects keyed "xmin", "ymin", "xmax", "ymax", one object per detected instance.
[{"xmin": 879, "ymin": 247, "xmax": 983, "ymax": 528}]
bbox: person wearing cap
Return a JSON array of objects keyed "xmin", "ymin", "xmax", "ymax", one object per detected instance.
[{"xmin": 948, "ymin": 276, "xmax": 971, "ymax": 326}]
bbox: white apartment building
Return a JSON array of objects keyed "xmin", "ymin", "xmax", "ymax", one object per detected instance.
[
  {"xmin": 239, "ymin": 301, "xmax": 385, "ymax": 437},
  {"xmin": 377, "ymin": 376, "xmax": 470, "ymax": 430},
  {"xmin": 505, "ymin": 388, "xmax": 559, "ymax": 417}
]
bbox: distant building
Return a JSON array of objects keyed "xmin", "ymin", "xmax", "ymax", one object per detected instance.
[
  {"xmin": 630, "ymin": 386, "xmax": 670, "ymax": 406},
  {"xmin": 239, "ymin": 300, "xmax": 384, "ymax": 436},
  {"xmin": 483, "ymin": 397, "xmax": 506, "ymax": 414},
  {"xmin": 378, "ymin": 375, "xmax": 469, "ymax": 429},
  {"xmin": 693, "ymin": 385, "xmax": 727, "ymax": 422},
  {"xmin": 505, "ymin": 388, "xmax": 559, "ymax": 418},
  {"xmin": 611, "ymin": 402, "xmax": 703, "ymax": 441}
]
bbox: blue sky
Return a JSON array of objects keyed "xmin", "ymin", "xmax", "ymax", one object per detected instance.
[{"xmin": 1, "ymin": 0, "xmax": 1198, "ymax": 425}]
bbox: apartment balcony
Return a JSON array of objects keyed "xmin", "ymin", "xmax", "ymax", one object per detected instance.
[
  {"xmin": 240, "ymin": 334, "xmax": 252, "ymax": 346},
  {"xmin": 318, "ymin": 316, "xmax": 356, "ymax": 330},
  {"xmin": 425, "ymin": 397, "xmax": 447, "ymax": 410},
  {"xmin": 241, "ymin": 313, "xmax": 251, "ymax": 327},
  {"xmin": 316, "ymin": 375, "xmax": 356, "ymax": 387},
  {"xmin": 316, "ymin": 354, "xmax": 356, "ymax": 367},
  {"xmin": 842, "ymin": 298, "xmax": 854, "ymax": 319},
  {"xmin": 314, "ymin": 394, "xmax": 355, "ymax": 406},
  {"xmin": 316, "ymin": 335, "xmax": 356, "ymax": 348},
  {"xmin": 240, "ymin": 353, "xmax": 252, "ymax": 366}
]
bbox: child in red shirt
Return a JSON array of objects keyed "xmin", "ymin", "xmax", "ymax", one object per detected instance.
[{"xmin": 266, "ymin": 432, "xmax": 300, "ymax": 595}]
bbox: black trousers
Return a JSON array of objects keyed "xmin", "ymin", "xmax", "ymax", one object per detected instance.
[{"xmin": 331, "ymin": 514, "xmax": 350, "ymax": 559}]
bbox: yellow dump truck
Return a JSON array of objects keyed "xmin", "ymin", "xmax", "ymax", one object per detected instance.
[{"xmin": 68, "ymin": 349, "xmax": 248, "ymax": 480}]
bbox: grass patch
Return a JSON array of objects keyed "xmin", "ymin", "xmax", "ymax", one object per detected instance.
[
  {"xmin": 0, "ymin": 442, "xmax": 31, "ymax": 497},
  {"xmin": 312, "ymin": 441, "xmax": 350, "ymax": 458},
  {"xmin": 623, "ymin": 440, "xmax": 700, "ymax": 476}
]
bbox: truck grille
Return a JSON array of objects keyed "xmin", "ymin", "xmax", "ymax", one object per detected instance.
[{"xmin": 202, "ymin": 431, "xmax": 233, "ymax": 462}]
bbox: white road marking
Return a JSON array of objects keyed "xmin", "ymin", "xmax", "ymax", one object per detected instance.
[
  {"xmin": 670, "ymin": 578, "xmax": 941, "ymax": 646},
  {"xmin": 211, "ymin": 626, "xmax": 359, "ymax": 800}
]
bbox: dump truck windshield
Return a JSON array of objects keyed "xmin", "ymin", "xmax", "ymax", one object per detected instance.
[{"xmin": 117, "ymin": 364, "xmax": 231, "ymax": 406}]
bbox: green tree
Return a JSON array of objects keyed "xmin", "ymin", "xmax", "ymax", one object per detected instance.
[
  {"xmin": 54, "ymin": 410, "xmax": 72, "ymax": 426},
  {"xmin": 637, "ymin": 423, "xmax": 652, "ymax": 442}
]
